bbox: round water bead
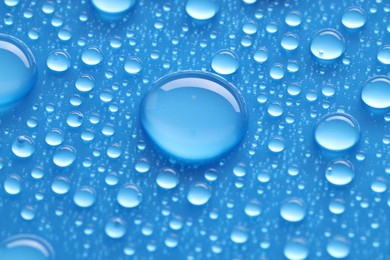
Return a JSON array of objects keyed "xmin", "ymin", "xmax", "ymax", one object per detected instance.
[
  {"xmin": 310, "ymin": 29, "xmax": 345, "ymax": 62},
  {"xmin": 341, "ymin": 7, "xmax": 366, "ymax": 29},
  {"xmin": 361, "ymin": 76, "xmax": 390, "ymax": 109},
  {"xmin": 185, "ymin": 0, "xmax": 219, "ymax": 21}
]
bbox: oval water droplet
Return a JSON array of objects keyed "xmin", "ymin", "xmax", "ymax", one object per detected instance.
[
  {"xmin": 3, "ymin": 174, "xmax": 22, "ymax": 195},
  {"xmin": 81, "ymin": 46, "xmax": 102, "ymax": 66},
  {"xmin": 187, "ymin": 183, "xmax": 211, "ymax": 206},
  {"xmin": 314, "ymin": 113, "xmax": 360, "ymax": 151},
  {"xmin": 46, "ymin": 50, "xmax": 71, "ymax": 72},
  {"xmin": 51, "ymin": 176, "xmax": 70, "ymax": 195},
  {"xmin": 280, "ymin": 198, "xmax": 306, "ymax": 222},
  {"xmin": 75, "ymin": 74, "xmax": 95, "ymax": 92},
  {"xmin": 285, "ymin": 11, "xmax": 302, "ymax": 27},
  {"xmin": 377, "ymin": 46, "xmax": 390, "ymax": 65},
  {"xmin": 117, "ymin": 184, "xmax": 142, "ymax": 208},
  {"xmin": 281, "ymin": 33, "xmax": 299, "ymax": 51},
  {"xmin": 327, "ymin": 236, "xmax": 350, "ymax": 259},
  {"xmin": 211, "ymin": 50, "xmax": 239, "ymax": 75},
  {"xmin": 124, "ymin": 57, "xmax": 142, "ymax": 75},
  {"xmin": 156, "ymin": 168, "xmax": 179, "ymax": 190},
  {"xmin": 310, "ymin": 29, "xmax": 345, "ymax": 62},
  {"xmin": 325, "ymin": 160, "xmax": 355, "ymax": 186},
  {"xmin": 0, "ymin": 34, "xmax": 37, "ymax": 111},
  {"xmin": 140, "ymin": 71, "xmax": 247, "ymax": 162},
  {"xmin": 230, "ymin": 227, "xmax": 248, "ymax": 244},
  {"xmin": 284, "ymin": 238, "xmax": 309, "ymax": 260},
  {"xmin": 12, "ymin": 135, "xmax": 35, "ymax": 158},
  {"xmin": 91, "ymin": 0, "xmax": 136, "ymax": 20},
  {"xmin": 73, "ymin": 186, "xmax": 96, "ymax": 208},
  {"xmin": 341, "ymin": 7, "xmax": 366, "ymax": 29},
  {"xmin": 361, "ymin": 76, "xmax": 390, "ymax": 109},
  {"xmin": 185, "ymin": 0, "xmax": 219, "ymax": 21},
  {"xmin": 52, "ymin": 145, "xmax": 77, "ymax": 167},
  {"xmin": 105, "ymin": 217, "xmax": 127, "ymax": 239}
]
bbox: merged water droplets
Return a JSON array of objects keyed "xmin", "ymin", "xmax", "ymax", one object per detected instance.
[
  {"xmin": 310, "ymin": 29, "xmax": 345, "ymax": 62},
  {"xmin": 0, "ymin": 34, "xmax": 37, "ymax": 111},
  {"xmin": 140, "ymin": 71, "xmax": 247, "ymax": 162}
]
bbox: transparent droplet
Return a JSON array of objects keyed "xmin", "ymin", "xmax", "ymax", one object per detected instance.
[
  {"xmin": 66, "ymin": 111, "xmax": 84, "ymax": 128},
  {"xmin": 107, "ymin": 144, "xmax": 122, "ymax": 159},
  {"xmin": 371, "ymin": 178, "xmax": 387, "ymax": 193},
  {"xmin": 134, "ymin": 159, "xmax": 150, "ymax": 173},
  {"xmin": 51, "ymin": 176, "xmax": 70, "ymax": 195},
  {"xmin": 156, "ymin": 168, "xmax": 179, "ymax": 189},
  {"xmin": 211, "ymin": 50, "xmax": 239, "ymax": 75},
  {"xmin": 117, "ymin": 184, "xmax": 143, "ymax": 208},
  {"xmin": 268, "ymin": 137, "xmax": 285, "ymax": 153},
  {"xmin": 0, "ymin": 234, "xmax": 54, "ymax": 260},
  {"xmin": 325, "ymin": 160, "xmax": 355, "ymax": 186},
  {"xmin": 21, "ymin": 206, "xmax": 35, "ymax": 221},
  {"xmin": 4, "ymin": 174, "xmax": 22, "ymax": 195},
  {"xmin": 285, "ymin": 11, "xmax": 302, "ymax": 27},
  {"xmin": 91, "ymin": 0, "xmax": 136, "ymax": 19},
  {"xmin": 377, "ymin": 46, "xmax": 390, "ymax": 65},
  {"xmin": 0, "ymin": 34, "xmax": 37, "ymax": 110},
  {"xmin": 4, "ymin": 0, "xmax": 20, "ymax": 7},
  {"xmin": 53, "ymin": 145, "xmax": 77, "ymax": 167},
  {"xmin": 46, "ymin": 50, "xmax": 71, "ymax": 72},
  {"xmin": 187, "ymin": 183, "xmax": 211, "ymax": 206},
  {"xmin": 242, "ymin": 20, "xmax": 257, "ymax": 35},
  {"xmin": 124, "ymin": 57, "xmax": 142, "ymax": 75},
  {"xmin": 341, "ymin": 7, "xmax": 366, "ymax": 29},
  {"xmin": 281, "ymin": 33, "xmax": 299, "ymax": 51},
  {"xmin": 45, "ymin": 129, "xmax": 64, "ymax": 146},
  {"xmin": 81, "ymin": 46, "xmax": 102, "ymax": 66},
  {"xmin": 327, "ymin": 236, "xmax": 350, "ymax": 259},
  {"xmin": 267, "ymin": 102, "xmax": 283, "ymax": 117},
  {"xmin": 329, "ymin": 199, "xmax": 346, "ymax": 215},
  {"xmin": 73, "ymin": 186, "xmax": 96, "ymax": 208},
  {"xmin": 284, "ymin": 238, "xmax": 309, "ymax": 260},
  {"xmin": 75, "ymin": 74, "xmax": 95, "ymax": 92},
  {"xmin": 253, "ymin": 48, "xmax": 268, "ymax": 63},
  {"xmin": 185, "ymin": 0, "xmax": 219, "ymax": 21},
  {"xmin": 280, "ymin": 198, "xmax": 306, "ymax": 222},
  {"xmin": 310, "ymin": 29, "xmax": 345, "ymax": 62},
  {"xmin": 105, "ymin": 218, "xmax": 127, "ymax": 239},
  {"xmin": 314, "ymin": 113, "xmax": 360, "ymax": 151},
  {"xmin": 230, "ymin": 227, "xmax": 248, "ymax": 244},
  {"xmin": 140, "ymin": 71, "xmax": 247, "ymax": 162},
  {"xmin": 244, "ymin": 200, "xmax": 261, "ymax": 217},
  {"xmin": 361, "ymin": 76, "xmax": 390, "ymax": 109},
  {"xmin": 12, "ymin": 135, "xmax": 35, "ymax": 158},
  {"xmin": 270, "ymin": 63, "xmax": 285, "ymax": 80}
]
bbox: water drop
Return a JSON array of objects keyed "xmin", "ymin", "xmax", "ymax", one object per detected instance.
[
  {"xmin": 134, "ymin": 159, "xmax": 150, "ymax": 173},
  {"xmin": 187, "ymin": 183, "xmax": 211, "ymax": 206},
  {"xmin": 105, "ymin": 218, "xmax": 127, "ymax": 239},
  {"xmin": 73, "ymin": 186, "xmax": 96, "ymax": 208},
  {"xmin": 51, "ymin": 176, "xmax": 70, "ymax": 195},
  {"xmin": 66, "ymin": 111, "xmax": 84, "ymax": 128},
  {"xmin": 211, "ymin": 50, "xmax": 239, "ymax": 75},
  {"xmin": 244, "ymin": 200, "xmax": 261, "ymax": 217},
  {"xmin": 53, "ymin": 145, "xmax": 77, "ymax": 167},
  {"xmin": 268, "ymin": 137, "xmax": 285, "ymax": 153},
  {"xmin": 156, "ymin": 168, "xmax": 179, "ymax": 189},
  {"xmin": 377, "ymin": 46, "xmax": 390, "ymax": 65},
  {"xmin": 0, "ymin": 34, "xmax": 37, "ymax": 110},
  {"xmin": 185, "ymin": 0, "xmax": 219, "ymax": 21},
  {"xmin": 75, "ymin": 74, "xmax": 95, "ymax": 92},
  {"xmin": 280, "ymin": 198, "xmax": 306, "ymax": 222},
  {"xmin": 21, "ymin": 206, "xmax": 35, "ymax": 221},
  {"xmin": 284, "ymin": 238, "xmax": 309, "ymax": 260},
  {"xmin": 230, "ymin": 227, "xmax": 248, "ymax": 244},
  {"xmin": 253, "ymin": 48, "xmax": 268, "ymax": 63},
  {"xmin": 45, "ymin": 129, "xmax": 64, "ymax": 146},
  {"xmin": 371, "ymin": 178, "xmax": 387, "ymax": 193},
  {"xmin": 81, "ymin": 46, "xmax": 102, "ymax": 66},
  {"xmin": 285, "ymin": 11, "xmax": 302, "ymax": 27},
  {"xmin": 325, "ymin": 160, "xmax": 355, "ymax": 186},
  {"xmin": 124, "ymin": 57, "xmax": 142, "ymax": 75},
  {"xmin": 107, "ymin": 144, "xmax": 122, "ymax": 159},
  {"xmin": 341, "ymin": 7, "xmax": 366, "ymax": 29},
  {"xmin": 242, "ymin": 21, "xmax": 257, "ymax": 35},
  {"xmin": 3, "ymin": 174, "xmax": 22, "ymax": 195},
  {"xmin": 140, "ymin": 71, "xmax": 247, "ymax": 162},
  {"xmin": 314, "ymin": 113, "xmax": 360, "ymax": 151},
  {"xmin": 270, "ymin": 63, "xmax": 285, "ymax": 80},
  {"xmin": 91, "ymin": 0, "xmax": 136, "ymax": 19},
  {"xmin": 0, "ymin": 234, "xmax": 54, "ymax": 260},
  {"xmin": 327, "ymin": 236, "xmax": 350, "ymax": 259},
  {"xmin": 361, "ymin": 76, "xmax": 390, "ymax": 109},
  {"xmin": 117, "ymin": 184, "xmax": 143, "ymax": 208},
  {"xmin": 329, "ymin": 199, "xmax": 346, "ymax": 215},
  {"xmin": 46, "ymin": 50, "xmax": 71, "ymax": 72},
  {"xmin": 12, "ymin": 135, "xmax": 35, "ymax": 158},
  {"xmin": 281, "ymin": 33, "xmax": 299, "ymax": 51},
  {"xmin": 310, "ymin": 29, "xmax": 345, "ymax": 62}
]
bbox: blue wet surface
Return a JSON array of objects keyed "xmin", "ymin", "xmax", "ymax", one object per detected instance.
[{"xmin": 0, "ymin": 0, "xmax": 389, "ymax": 259}]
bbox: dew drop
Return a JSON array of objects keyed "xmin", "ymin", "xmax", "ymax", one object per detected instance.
[
  {"xmin": 377, "ymin": 46, "xmax": 390, "ymax": 65},
  {"xmin": 0, "ymin": 234, "xmax": 54, "ymax": 260},
  {"xmin": 91, "ymin": 0, "xmax": 136, "ymax": 19},
  {"xmin": 140, "ymin": 71, "xmax": 247, "ymax": 162},
  {"xmin": 270, "ymin": 63, "xmax": 285, "ymax": 80},
  {"xmin": 310, "ymin": 29, "xmax": 345, "ymax": 62},
  {"xmin": 185, "ymin": 0, "xmax": 219, "ymax": 21},
  {"xmin": 341, "ymin": 7, "xmax": 366, "ymax": 29},
  {"xmin": 46, "ymin": 50, "xmax": 71, "ymax": 72},
  {"xmin": 268, "ymin": 137, "xmax": 285, "ymax": 153},
  {"xmin": 325, "ymin": 160, "xmax": 355, "ymax": 186},
  {"xmin": 244, "ymin": 200, "xmax": 261, "ymax": 217},
  {"xmin": 3, "ymin": 174, "xmax": 22, "ymax": 195},
  {"xmin": 284, "ymin": 238, "xmax": 309, "ymax": 260},
  {"xmin": 253, "ymin": 48, "xmax": 268, "ymax": 63},
  {"xmin": 314, "ymin": 113, "xmax": 360, "ymax": 151},
  {"xmin": 117, "ymin": 184, "xmax": 143, "ymax": 208},
  {"xmin": 280, "ymin": 198, "xmax": 306, "ymax": 222},
  {"xmin": 281, "ymin": 33, "xmax": 299, "ymax": 51},
  {"xmin": 52, "ymin": 145, "xmax": 77, "ymax": 167},
  {"xmin": 124, "ymin": 57, "xmax": 142, "ymax": 75},
  {"xmin": 327, "ymin": 236, "xmax": 350, "ymax": 259},
  {"xmin": 12, "ymin": 135, "xmax": 35, "ymax": 158},
  {"xmin": 156, "ymin": 168, "xmax": 179, "ymax": 190},
  {"xmin": 329, "ymin": 199, "xmax": 346, "ymax": 215},
  {"xmin": 73, "ymin": 186, "xmax": 96, "ymax": 208},
  {"xmin": 187, "ymin": 183, "xmax": 211, "ymax": 206},
  {"xmin": 211, "ymin": 50, "xmax": 239, "ymax": 75},
  {"xmin": 51, "ymin": 176, "xmax": 70, "ymax": 195},
  {"xmin": 361, "ymin": 76, "xmax": 390, "ymax": 109},
  {"xmin": 105, "ymin": 218, "xmax": 127, "ymax": 239},
  {"xmin": 285, "ymin": 11, "xmax": 302, "ymax": 27},
  {"xmin": 0, "ymin": 34, "xmax": 37, "ymax": 110},
  {"xmin": 45, "ymin": 129, "xmax": 64, "ymax": 146},
  {"xmin": 81, "ymin": 46, "xmax": 102, "ymax": 66},
  {"xmin": 230, "ymin": 227, "xmax": 248, "ymax": 244},
  {"xmin": 75, "ymin": 74, "xmax": 95, "ymax": 92}
]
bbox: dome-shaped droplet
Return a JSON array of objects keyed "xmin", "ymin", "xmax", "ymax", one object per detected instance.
[
  {"xmin": 280, "ymin": 198, "xmax": 306, "ymax": 222},
  {"xmin": 105, "ymin": 218, "xmax": 127, "ymax": 239},
  {"xmin": 0, "ymin": 234, "xmax": 54, "ymax": 260},
  {"xmin": 268, "ymin": 137, "xmax": 285, "ymax": 153},
  {"xmin": 329, "ymin": 199, "xmax": 346, "ymax": 215},
  {"xmin": 377, "ymin": 46, "xmax": 390, "ymax": 65},
  {"xmin": 314, "ymin": 113, "xmax": 360, "ymax": 151},
  {"xmin": 211, "ymin": 50, "xmax": 239, "ymax": 75},
  {"xmin": 3, "ymin": 174, "xmax": 22, "ymax": 195},
  {"xmin": 45, "ymin": 129, "xmax": 64, "ymax": 146},
  {"xmin": 46, "ymin": 50, "xmax": 71, "ymax": 72},
  {"xmin": 11, "ymin": 135, "xmax": 35, "ymax": 158},
  {"xmin": 140, "ymin": 71, "xmax": 247, "ymax": 162},
  {"xmin": 156, "ymin": 168, "xmax": 179, "ymax": 190},
  {"xmin": 51, "ymin": 176, "xmax": 70, "ymax": 195},
  {"xmin": 124, "ymin": 57, "xmax": 142, "ymax": 75},
  {"xmin": 285, "ymin": 11, "xmax": 302, "ymax": 27},
  {"xmin": 281, "ymin": 33, "xmax": 299, "ymax": 51},
  {"xmin": 327, "ymin": 236, "xmax": 350, "ymax": 259},
  {"xmin": 361, "ymin": 76, "xmax": 390, "ymax": 109},
  {"xmin": 253, "ymin": 48, "xmax": 268, "ymax": 63},
  {"xmin": 310, "ymin": 29, "xmax": 345, "ymax": 62},
  {"xmin": 185, "ymin": 0, "xmax": 219, "ymax": 21},
  {"xmin": 52, "ymin": 145, "xmax": 77, "ymax": 167},
  {"xmin": 117, "ymin": 184, "xmax": 142, "ymax": 208},
  {"xmin": 73, "ymin": 186, "xmax": 96, "ymax": 208},
  {"xmin": 81, "ymin": 46, "xmax": 102, "ymax": 66},
  {"xmin": 187, "ymin": 183, "xmax": 211, "ymax": 206},
  {"xmin": 270, "ymin": 63, "xmax": 285, "ymax": 80},
  {"xmin": 0, "ymin": 34, "xmax": 36, "ymax": 110},
  {"xmin": 284, "ymin": 238, "xmax": 309, "ymax": 260},
  {"xmin": 91, "ymin": 0, "xmax": 136, "ymax": 19},
  {"xmin": 75, "ymin": 74, "xmax": 95, "ymax": 92},
  {"xmin": 230, "ymin": 227, "xmax": 248, "ymax": 244},
  {"xmin": 325, "ymin": 160, "xmax": 355, "ymax": 186},
  {"xmin": 341, "ymin": 7, "xmax": 366, "ymax": 29}
]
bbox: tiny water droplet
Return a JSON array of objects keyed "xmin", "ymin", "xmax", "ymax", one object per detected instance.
[
  {"xmin": 327, "ymin": 236, "xmax": 350, "ymax": 259},
  {"xmin": 105, "ymin": 217, "xmax": 127, "ymax": 239},
  {"xmin": 156, "ymin": 168, "xmax": 179, "ymax": 189},
  {"xmin": 53, "ymin": 145, "xmax": 77, "ymax": 167}
]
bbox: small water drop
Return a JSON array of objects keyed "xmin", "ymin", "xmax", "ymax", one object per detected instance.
[
  {"xmin": 81, "ymin": 46, "xmax": 102, "ymax": 66},
  {"xmin": 285, "ymin": 11, "xmax": 302, "ymax": 27},
  {"xmin": 105, "ymin": 218, "xmax": 127, "ymax": 239},
  {"xmin": 327, "ymin": 236, "xmax": 350, "ymax": 259},
  {"xmin": 53, "ymin": 145, "xmax": 77, "ymax": 167},
  {"xmin": 117, "ymin": 184, "xmax": 143, "ymax": 208},
  {"xmin": 124, "ymin": 57, "xmax": 142, "ymax": 75},
  {"xmin": 73, "ymin": 186, "xmax": 96, "ymax": 208},
  {"xmin": 187, "ymin": 183, "xmax": 211, "ymax": 206},
  {"xmin": 75, "ymin": 74, "xmax": 95, "ymax": 92},
  {"xmin": 377, "ymin": 46, "xmax": 390, "ymax": 65},
  {"xmin": 51, "ymin": 176, "xmax": 70, "ymax": 195},
  {"xmin": 284, "ymin": 238, "xmax": 309, "ymax": 260},
  {"xmin": 3, "ymin": 174, "xmax": 22, "ymax": 195},
  {"xmin": 325, "ymin": 160, "xmax": 355, "ymax": 186},
  {"xmin": 361, "ymin": 76, "xmax": 390, "ymax": 109},
  {"xmin": 46, "ymin": 50, "xmax": 71, "ymax": 72},
  {"xmin": 281, "ymin": 33, "xmax": 299, "ymax": 51},
  {"xmin": 341, "ymin": 7, "xmax": 366, "ymax": 29},
  {"xmin": 91, "ymin": 0, "xmax": 136, "ymax": 20},
  {"xmin": 280, "ymin": 198, "xmax": 306, "ymax": 222},
  {"xmin": 211, "ymin": 50, "xmax": 239, "ymax": 75},
  {"xmin": 12, "ymin": 135, "xmax": 35, "ymax": 158},
  {"xmin": 156, "ymin": 168, "xmax": 179, "ymax": 189},
  {"xmin": 185, "ymin": 0, "xmax": 219, "ymax": 21},
  {"xmin": 230, "ymin": 227, "xmax": 248, "ymax": 244},
  {"xmin": 310, "ymin": 29, "xmax": 345, "ymax": 62}
]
